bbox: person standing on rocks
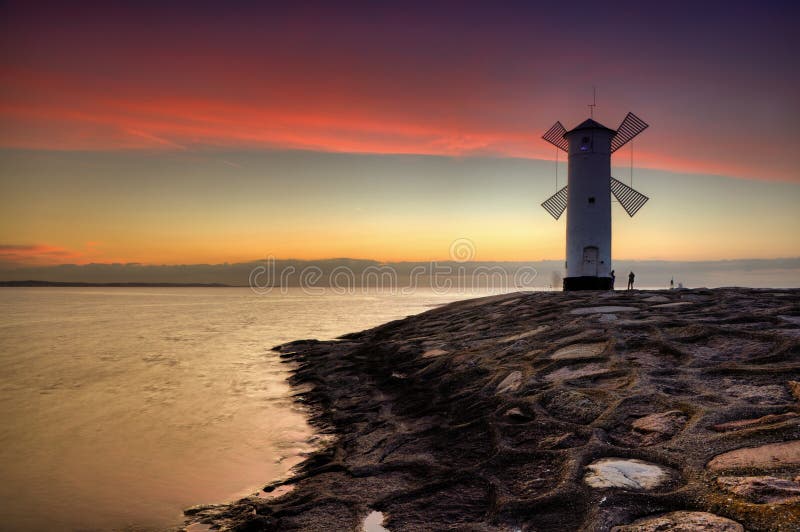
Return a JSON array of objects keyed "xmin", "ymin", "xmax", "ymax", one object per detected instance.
[
  {"xmin": 610, "ymin": 270, "xmax": 616, "ymax": 290},
  {"xmin": 627, "ymin": 271, "xmax": 635, "ymax": 290}
]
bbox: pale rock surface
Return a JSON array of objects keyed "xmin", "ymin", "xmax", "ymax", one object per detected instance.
[
  {"xmin": 711, "ymin": 412, "xmax": 798, "ymax": 432},
  {"xmin": 611, "ymin": 511, "xmax": 744, "ymax": 531},
  {"xmin": 653, "ymin": 302, "xmax": 694, "ymax": 309},
  {"xmin": 496, "ymin": 371, "xmax": 523, "ymax": 394},
  {"xmin": 545, "ymin": 363, "xmax": 611, "ymax": 382},
  {"xmin": 707, "ymin": 440, "xmax": 800, "ymax": 471},
  {"xmin": 716, "ymin": 475, "xmax": 800, "ymax": 504},
  {"xmin": 498, "ymin": 326, "xmax": 548, "ymax": 343},
  {"xmin": 584, "ymin": 458, "xmax": 673, "ymax": 490},
  {"xmin": 632, "ymin": 410, "xmax": 686, "ymax": 437},
  {"xmin": 550, "ymin": 342, "xmax": 607, "ymax": 360},
  {"xmin": 422, "ymin": 348, "xmax": 448, "ymax": 358},
  {"xmin": 503, "ymin": 407, "xmax": 528, "ymax": 420}
]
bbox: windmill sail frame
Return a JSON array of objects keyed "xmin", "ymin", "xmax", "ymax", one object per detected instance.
[
  {"xmin": 610, "ymin": 177, "xmax": 649, "ymax": 217},
  {"xmin": 542, "ymin": 121, "xmax": 569, "ymax": 152},
  {"xmin": 610, "ymin": 112, "xmax": 648, "ymax": 153},
  {"xmin": 541, "ymin": 185, "xmax": 568, "ymax": 219}
]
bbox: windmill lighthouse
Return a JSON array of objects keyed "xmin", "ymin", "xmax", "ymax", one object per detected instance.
[{"xmin": 541, "ymin": 112, "xmax": 650, "ymax": 290}]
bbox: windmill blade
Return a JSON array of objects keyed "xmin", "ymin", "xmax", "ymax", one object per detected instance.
[
  {"xmin": 610, "ymin": 112, "xmax": 648, "ymax": 153},
  {"xmin": 610, "ymin": 177, "xmax": 649, "ymax": 217},
  {"xmin": 541, "ymin": 185, "xmax": 568, "ymax": 220},
  {"xmin": 542, "ymin": 121, "xmax": 569, "ymax": 152}
]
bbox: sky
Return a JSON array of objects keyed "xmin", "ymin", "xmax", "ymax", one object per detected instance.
[{"xmin": 1, "ymin": 0, "xmax": 798, "ymax": 268}]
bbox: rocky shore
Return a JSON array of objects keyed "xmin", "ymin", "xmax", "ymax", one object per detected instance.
[{"xmin": 185, "ymin": 288, "xmax": 800, "ymax": 531}]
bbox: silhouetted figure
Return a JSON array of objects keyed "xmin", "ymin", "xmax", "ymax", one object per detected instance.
[
  {"xmin": 610, "ymin": 270, "xmax": 616, "ymax": 290},
  {"xmin": 627, "ymin": 271, "xmax": 635, "ymax": 290},
  {"xmin": 670, "ymin": 277, "xmax": 674, "ymax": 290}
]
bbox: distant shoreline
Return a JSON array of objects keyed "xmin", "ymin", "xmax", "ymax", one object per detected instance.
[{"xmin": 0, "ymin": 280, "xmax": 233, "ymax": 287}]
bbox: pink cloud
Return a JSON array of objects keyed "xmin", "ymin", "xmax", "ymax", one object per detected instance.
[{"xmin": 0, "ymin": 243, "xmax": 114, "ymax": 267}]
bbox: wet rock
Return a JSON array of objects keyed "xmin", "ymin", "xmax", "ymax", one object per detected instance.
[
  {"xmin": 545, "ymin": 363, "xmax": 611, "ymax": 382},
  {"xmin": 632, "ymin": 410, "xmax": 686, "ymax": 438},
  {"xmin": 184, "ymin": 504, "xmax": 226, "ymax": 516},
  {"xmin": 571, "ymin": 306, "xmax": 638, "ymax": 315},
  {"xmin": 503, "ymin": 407, "xmax": 532, "ymax": 421},
  {"xmin": 778, "ymin": 315, "xmax": 800, "ymax": 326},
  {"xmin": 496, "ymin": 371, "xmax": 523, "ymax": 394},
  {"xmin": 584, "ymin": 458, "xmax": 674, "ymax": 490},
  {"xmin": 422, "ymin": 348, "xmax": 448, "ymax": 358},
  {"xmin": 642, "ymin": 295, "xmax": 670, "ymax": 303},
  {"xmin": 184, "ymin": 523, "xmax": 213, "ymax": 532},
  {"xmin": 611, "ymin": 511, "xmax": 744, "ymax": 531},
  {"xmin": 710, "ymin": 412, "xmax": 799, "ymax": 432},
  {"xmin": 653, "ymin": 301, "xmax": 693, "ymax": 309},
  {"xmin": 548, "ymin": 331, "xmax": 607, "ymax": 352},
  {"xmin": 551, "ymin": 342, "xmax": 607, "ymax": 360},
  {"xmin": 598, "ymin": 313, "xmax": 618, "ymax": 323},
  {"xmin": 707, "ymin": 440, "xmax": 800, "ymax": 471},
  {"xmin": 499, "ymin": 325, "xmax": 548, "ymax": 343},
  {"xmin": 716, "ymin": 475, "xmax": 800, "ymax": 504},
  {"xmin": 610, "ymin": 406, "xmax": 688, "ymax": 447},
  {"xmin": 680, "ymin": 294, "xmax": 708, "ymax": 302}
]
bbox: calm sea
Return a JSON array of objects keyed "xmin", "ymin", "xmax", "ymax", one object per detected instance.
[{"xmin": 0, "ymin": 287, "xmax": 497, "ymax": 531}]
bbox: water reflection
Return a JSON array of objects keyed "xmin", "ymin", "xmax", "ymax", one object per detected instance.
[{"xmin": 0, "ymin": 287, "xmax": 489, "ymax": 530}]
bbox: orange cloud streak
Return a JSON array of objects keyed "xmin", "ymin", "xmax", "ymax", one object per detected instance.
[
  {"xmin": 0, "ymin": 243, "xmax": 122, "ymax": 267},
  {"xmin": 0, "ymin": 67, "xmax": 794, "ymax": 182}
]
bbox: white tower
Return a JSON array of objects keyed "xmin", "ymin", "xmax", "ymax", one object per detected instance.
[{"xmin": 541, "ymin": 113, "xmax": 650, "ymax": 290}]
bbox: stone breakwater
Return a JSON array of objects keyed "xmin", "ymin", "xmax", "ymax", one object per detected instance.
[{"xmin": 185, "ymin": 288, "xmax": 800, "ymax": 531}]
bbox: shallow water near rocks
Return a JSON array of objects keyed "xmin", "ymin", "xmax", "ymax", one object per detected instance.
[{"xmin": 0, "ymin": 287, "xmax": 495, "ymax": 531}]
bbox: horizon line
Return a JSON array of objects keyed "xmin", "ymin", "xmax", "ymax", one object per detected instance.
[{"xmin": 3, "ymin": 256, "xmax": 800, "ymax": 270}]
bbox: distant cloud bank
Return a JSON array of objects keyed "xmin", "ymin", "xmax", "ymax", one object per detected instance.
[{"xmin": 1, "ymin": 258, "xmax": 798, "ymax": 289}]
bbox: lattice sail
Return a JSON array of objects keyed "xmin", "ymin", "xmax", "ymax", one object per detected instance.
[
  {"xmin": 542, "ymin": 121, "xmax": 569, "ymax": 152},
  {"xmin": 610, "ymin": 112, "xmax": 648, "ymax": 153},
  {"xmin": 541, "ymin": 185, "xmax": 568, "ymax": 220},
  {"xmin": 610, "ymin": 177, "xmax": 649, "ymax": 217}
]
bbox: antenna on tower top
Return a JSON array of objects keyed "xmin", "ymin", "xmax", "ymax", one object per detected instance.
[{"xmin": 588, "ymin": 86, "xmax": 597, "ymax": 118}]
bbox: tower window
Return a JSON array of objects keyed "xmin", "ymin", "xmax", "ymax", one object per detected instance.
[{"xmin": 588, "ymin": 196, "xmax": 596, "ymax": 204}]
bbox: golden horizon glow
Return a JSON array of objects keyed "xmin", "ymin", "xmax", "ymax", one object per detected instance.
[{"xmin": 1, "ymin": 151, "xmax": 798, "ymax": 267}]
